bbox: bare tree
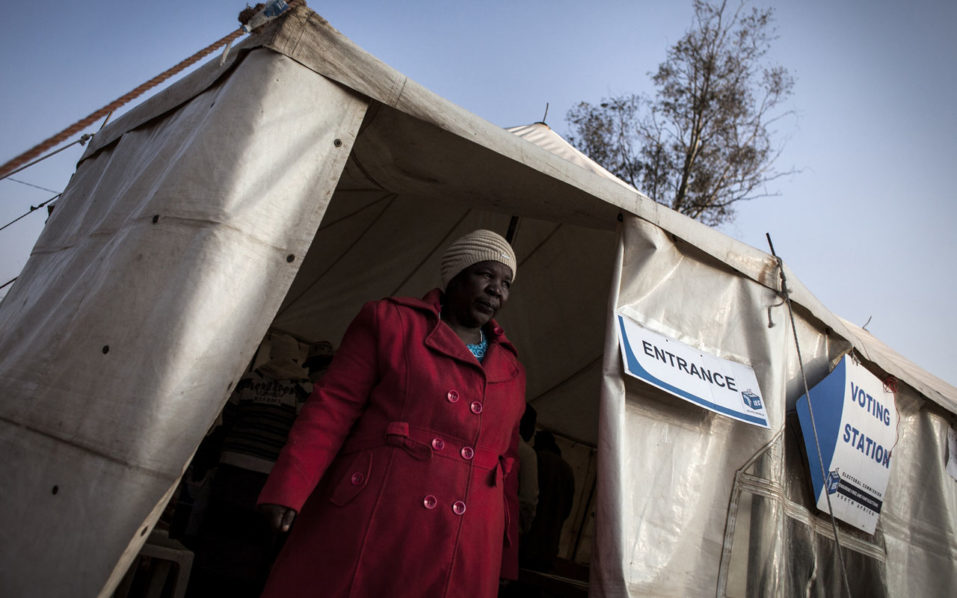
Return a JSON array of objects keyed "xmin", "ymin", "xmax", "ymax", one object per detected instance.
[{"xmin": 567, "ymin": 0, "xmax": 794, "ymax": 226}]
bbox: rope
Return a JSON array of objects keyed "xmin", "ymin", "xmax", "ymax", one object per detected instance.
[
  {"xmin": 0, "ymin": 0, "xmax": 307, "ymax": 181},
  {"xmin": 0, "ymin": 1, "xmax": 304, "ymax": 301},
  {"xmin": 0, "ymin": 28, "xmax": 245, "ymax": 180},
  {"xmin": 766, "ymin": 233, "xmax": 853, "ymax": 598}
]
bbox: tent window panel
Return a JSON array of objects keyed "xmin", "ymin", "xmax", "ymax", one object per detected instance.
[
  {"xmin": 787, "ymin": 517, "xmax": 889, "ymax": 598},
  {"xmin": 725, "ymin": 492, "xmax": 888, "ymax": 598}
]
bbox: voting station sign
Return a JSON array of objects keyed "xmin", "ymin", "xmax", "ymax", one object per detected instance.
[
  {"xmin": 616, "ymin": 313, "xmax": 769, "ymax": 428},
  {"xmin": 796, "ymin": 356, "xmax": 898, "ymax": 534}
]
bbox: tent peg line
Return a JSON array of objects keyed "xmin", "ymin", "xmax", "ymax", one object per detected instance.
[
  {"xmin": 6, "ymin": 177, "xmax": 61, "ymax": 195},
  {"xmin": 0, "ymin": 135, "xmax": 91, "ymax": 184},
  {"xmin": 0, "ymin": 193, "xmax": 61, "ymax": 233},
  {"xmin": 766, "ymin": 232, "xmax": 854, "ymax": 598}
]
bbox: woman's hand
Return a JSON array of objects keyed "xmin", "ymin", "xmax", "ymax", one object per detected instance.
[{"xmin": 259, "ymin": 503, "xmax": 297, "ymax": 532}]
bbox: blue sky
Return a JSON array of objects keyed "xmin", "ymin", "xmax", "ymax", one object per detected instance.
[{"xmin": 1, "ymin": 1, "xmax": 954, "ymax": 387}]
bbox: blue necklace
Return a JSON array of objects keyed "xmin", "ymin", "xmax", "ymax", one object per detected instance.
[{"xmin": 466, "ymin": 329, "xmax": 488, "ymax": 362}]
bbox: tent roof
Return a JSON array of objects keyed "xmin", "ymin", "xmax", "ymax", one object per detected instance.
[
  {"xmin": 506, "ymin": 123, "xmax": 638, "ymax": 192},
  {"xmin": 81, "ymin": 4, "xmax": 957, "ymax": 414}
]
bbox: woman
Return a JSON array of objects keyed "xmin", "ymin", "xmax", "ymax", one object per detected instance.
[{"xmin": 257, "ymin": 229, "xmax": 526, "ymax": 597}]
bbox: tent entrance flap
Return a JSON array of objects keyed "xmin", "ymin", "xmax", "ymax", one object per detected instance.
[{"xmin": 0, "ymin": 50, "xmax": 369, "ymax": 598}]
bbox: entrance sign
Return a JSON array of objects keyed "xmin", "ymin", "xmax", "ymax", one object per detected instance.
[
  {"xmin": 616, "ymin": 313, "xmax": 769, "ymax": 428},
  {"xmin": 796, "ymin": 356, "xmax": 898, "ymax": 533}
]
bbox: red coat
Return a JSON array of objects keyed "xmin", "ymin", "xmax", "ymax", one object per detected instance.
[{"xmin": 258, "ymin": 289, "xmax": 525, "ymax": 597}]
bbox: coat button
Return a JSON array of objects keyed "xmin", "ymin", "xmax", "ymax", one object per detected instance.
[
  {"xmin": 447, "ymin": 390, "xmax": 460, "ymax": 403},
  {"xmin": 452, "ymin": 501, "xmax": 467, "ymax": 515},
  {"xmin": 470, "ymin": 401, "xmax": 483, "ymax": 415},
  {"xmin": 423, "ymin": 495, "xmax": 437, "ymax": 509},
  {"xmin": 460, "ymin": 446, "xmax": 474, "ymax": 460},
  {"xmin": 493, "ymin": 326, "xmax": 503, "ymax": 336},
  {"xmin": 350, "ymin": 472, "xmax": 365, "ymax": 486},
  {"xmin": 431, "ymin": 438, "xmax": 446, "ymax": 451}
]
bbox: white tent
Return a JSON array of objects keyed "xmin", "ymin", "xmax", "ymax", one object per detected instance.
[{"xmin": 1, "ymin": 5, "xmax": 954, "ymax": 596}]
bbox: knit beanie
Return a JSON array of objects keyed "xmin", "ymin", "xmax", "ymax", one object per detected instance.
[{"xmin": 440, "ymin": 229, "xmax": 517, "ymax": 289}]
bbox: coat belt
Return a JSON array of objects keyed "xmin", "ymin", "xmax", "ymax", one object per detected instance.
[{"xmin": 340, "ymin": 421, "xmax": 514, "ymax": 479}]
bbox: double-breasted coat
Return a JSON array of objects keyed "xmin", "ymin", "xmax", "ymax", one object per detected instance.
[{"xmin": 257, "ymin": 289, "xmax": 526, "ymax": 597}]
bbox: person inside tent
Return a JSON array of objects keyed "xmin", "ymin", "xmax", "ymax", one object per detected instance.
[
  {"xmin": 183, "ymin": 334, "xmax": 332, "ymax": 597},
  {"xmin": 256, "ymin": 229, "xmax": 527, "ymax": 598},
  {"xmin": 518, "ymin": 403, "xmax": 539, "ymax": 535},
  {"xmin": 520, "ymin": 430, "xmax": 575, "ymax": 573}
]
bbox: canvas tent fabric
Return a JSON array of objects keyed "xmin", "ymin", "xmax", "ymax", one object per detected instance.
[
  {"xmin": 596, "ymin": 217, "xmax": 957, "ymax": 596},
  {"xmin": 0, "ymin": 4, "xmax": 954, "ymax": 597}
]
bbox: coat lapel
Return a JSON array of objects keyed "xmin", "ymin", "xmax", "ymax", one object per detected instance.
[
  {"xmin": 389, "ymin": 292, "xmax": 481, "ymax": 370},
  {"xmin": 483, "ymin": 328, "xmax": 520, "ymax": 383},
  {"xmin": 389, "ymin": 291, "xmax": 520, "ymax": 379},
  {"xmin": 424, "ymin": 321, "xmax": 484, "ymax": 368}
]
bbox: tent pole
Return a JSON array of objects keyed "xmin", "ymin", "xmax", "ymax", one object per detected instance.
[{"xmin": 506, "ymin": 216, "xmax": 519, "ymax": 243}]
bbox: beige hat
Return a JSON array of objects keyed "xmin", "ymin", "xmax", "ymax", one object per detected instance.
[{"xmin": 440, "ymin": 229, "xmax": 517, "ymax": 289}]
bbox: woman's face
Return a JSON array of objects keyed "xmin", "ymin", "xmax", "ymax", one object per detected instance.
[{"xmin": 444, "ymin": 260, "xmax": 513, "ymax": 329}]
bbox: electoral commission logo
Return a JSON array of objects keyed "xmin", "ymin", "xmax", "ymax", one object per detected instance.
[
  {"xmin": 825, "ymin": 468, "xmax": 883, "ymax": 514},
  {"xmin": 741, "ymin": 389, "xmax": 762, "ymax": 411}
]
